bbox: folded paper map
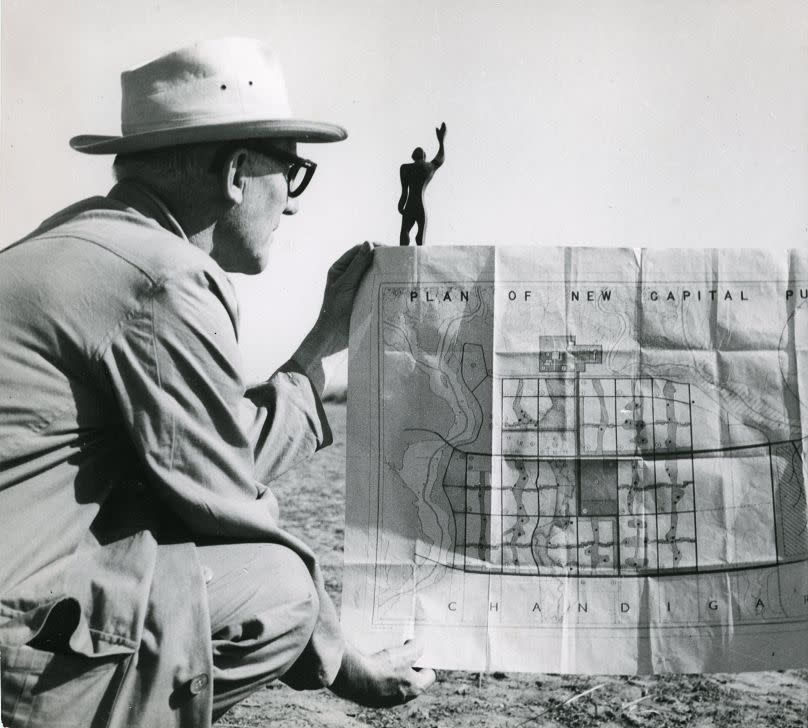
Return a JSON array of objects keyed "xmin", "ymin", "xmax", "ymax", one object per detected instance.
[{"xmin": 343, "ymin": 246, "xmax": 808, "ymax": 673}]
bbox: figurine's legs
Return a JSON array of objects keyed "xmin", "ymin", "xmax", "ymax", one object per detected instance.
[
  {"xmin": 399, "ymin": 213, "xmax": 416, "ymax": 246},
  {"xmin": 414, "ymin": 211, "xmax": 426, "ymax": 246}
]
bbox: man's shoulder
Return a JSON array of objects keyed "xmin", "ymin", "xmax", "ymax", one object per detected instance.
[
  {"xmin": 56, "ymin": 198, "xmax": 218, "ymax": 281},
  {"xmin": 27, "ymin": 196, "xmax": 223, "ymax": 284},
  {"xmin": 1, "ymin": 196, "xmax": 238, "ymax": 338}
]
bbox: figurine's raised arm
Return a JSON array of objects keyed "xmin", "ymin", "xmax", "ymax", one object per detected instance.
[{"xmin": 432, "ymin": 122, "xmax": 447, "ymax": 168}]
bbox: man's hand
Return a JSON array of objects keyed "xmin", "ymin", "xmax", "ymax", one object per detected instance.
[
  {"xmin": 329, "ymin": 641, "xmax": 436, "ymax": 708},
  {"xmin": 436, "ymin": 121, "xmax": 447, "ymax": 141},
  {"xmin": 316, "ymin": 241, "xmax": 374, "ymax": 344},
  {"xmin": 290, "ymin": 242, "xmax": 374, "ymax": 395}
]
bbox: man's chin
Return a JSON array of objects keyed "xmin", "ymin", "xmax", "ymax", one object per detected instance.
[
  {"xmin": 220, "ymin": 241, "xmax": 273, "ymax": 275},
  {"xmin": 210, "ymin": 226, "xmax": 275, "ymax": 274},
  {"xmin": 217, "ymin": 254, "xmax": 268, "ymax": 275},
  {"xmin": 251, "ymin": 237, "xmax": 275, "ymax": 273},
  {"xmin": 241, "ymin": 252, "xmax": 270, "ymax": 275}
]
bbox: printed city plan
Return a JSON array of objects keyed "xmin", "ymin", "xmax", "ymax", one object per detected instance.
[{"xmin": 343, "ymin": 246, "xmax": 808, "ymax": 673}]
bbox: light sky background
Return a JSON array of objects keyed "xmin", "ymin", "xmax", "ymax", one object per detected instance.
[{"xmin": 2, "ymin": 0, "xmax": 807, "ymax": 381}]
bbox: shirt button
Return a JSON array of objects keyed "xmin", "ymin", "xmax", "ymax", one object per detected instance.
[{"xmin": 189, "ymin": 673, "xmax": 209, "ymax": 695}]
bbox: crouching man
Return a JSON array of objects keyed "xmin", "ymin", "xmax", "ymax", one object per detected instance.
[{"xmin": 0, "ymin": 37, "xmax": 434, "ymax": 727}]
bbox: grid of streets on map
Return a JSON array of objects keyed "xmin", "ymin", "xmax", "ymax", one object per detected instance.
[{"xmin": 442, "ymin": 337, "xmax": 803, "ymax": 578}]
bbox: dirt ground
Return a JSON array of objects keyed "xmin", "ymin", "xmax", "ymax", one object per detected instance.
[{"xmin": 218, "ymin": 403, "xmax": 808, "ymax": 728}]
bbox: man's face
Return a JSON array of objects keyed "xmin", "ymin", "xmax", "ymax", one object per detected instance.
[{"xmin": 213, "ymin": 139, "xmax": 300, "ymax": 274}]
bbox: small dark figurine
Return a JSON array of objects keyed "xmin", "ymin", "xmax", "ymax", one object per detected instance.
[{"xmin": 398, "ymin": 122, "xmax": 447, "ymax": 246}]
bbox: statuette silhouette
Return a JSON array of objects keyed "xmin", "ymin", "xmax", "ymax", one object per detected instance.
[{"xmin": 398, "ymin": 122, "xmax": 446, "ymax": 246}]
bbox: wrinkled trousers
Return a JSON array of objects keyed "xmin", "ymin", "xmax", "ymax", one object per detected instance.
[{"xmin": 1, "ymin": 543, "xmax": 320, "ymax": 727}]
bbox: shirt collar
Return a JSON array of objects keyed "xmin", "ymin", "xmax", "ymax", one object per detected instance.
[{"xmin": 107, "ymin": 179, "xmax": 190, "ymax": 242}]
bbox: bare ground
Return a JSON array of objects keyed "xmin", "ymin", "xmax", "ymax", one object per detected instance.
[{"xmin": 218, "ymin": 403, "xmax": 808, "ymax": 728}]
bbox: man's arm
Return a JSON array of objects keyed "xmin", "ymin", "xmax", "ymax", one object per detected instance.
[
  {"xmin": 230, "ymin": 243, "xmax": 374, "ymax": 486},
  {"xmin": 242, "ymin": 362, "xmax": 334, "ymax": 483},
  {"xmin": 430, "ymin": 122, "xmax": 447, "ymax": 168},
  {"xmin": 100, "ymin": 271, "xmax": 301, "ymax": 536}
]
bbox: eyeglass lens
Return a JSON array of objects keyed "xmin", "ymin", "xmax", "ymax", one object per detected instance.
[
  {"xmin": 288, "ymin": 164, "xmax": 307, "ymax": 194},
  {"xmin": 286, "ymin": 163, "xmax": 316, "ymax": 198}
]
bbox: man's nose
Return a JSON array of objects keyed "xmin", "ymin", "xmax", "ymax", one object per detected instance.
[{"xmin": 283, "ymin": 196, "xmax": 299, "ymax": 216}]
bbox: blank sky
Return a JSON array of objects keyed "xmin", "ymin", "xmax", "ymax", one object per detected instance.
[{"xmin": 2, "ymin": 0, "xmax": 807, "ymax": 378}]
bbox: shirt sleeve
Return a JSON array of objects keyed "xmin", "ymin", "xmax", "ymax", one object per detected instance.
[
  {"xmin": 97, "ymin": 268, "xmax": 343, "ymax": 686},
  {"xmin": 243, "ymin": 359, "xmax": 333, "ymax": 485}
]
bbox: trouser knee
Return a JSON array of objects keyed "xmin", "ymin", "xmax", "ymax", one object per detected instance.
[
  {"xmin": 269, "ymin": 546, "xmax": 320, "ymax": 654},
  {"xmin": 205, "ymin": 543, "xmax": 319, "ymax": 677},
  {"xmin": 206, "ymin": 543, "xmax": 321, "ymax": 718}
]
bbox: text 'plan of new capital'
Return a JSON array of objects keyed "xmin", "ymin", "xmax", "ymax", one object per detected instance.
[{"xmin": 343, "ymin": 247, "xmax": 808, "ymax": 673}]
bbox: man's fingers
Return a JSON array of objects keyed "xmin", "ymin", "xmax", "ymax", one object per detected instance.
[
  {"xmin": 400, "ymin": 639, "xmax": 435, "ymax": 696},
  {"xmin": 327, "ymin": 242, "xmax": 369, "ymax": 276},
  {"xmin": 397, "ymin": 638, "xmax": 424, "ymax": 664},
  {"xmin": 329, "ymin": 241, "xmax": 373, "ymax": 279},
  {"xmin": 345, "ymin": 241, "xmax": 374, "ymax": 274},
  {"xmin": 389, "ymin": 640, "xmax": 435, "ymax": 701},
  {"xmin": 331, "ymin": 243, "xmax": 373, "ymax": 288},
  {"xmin": 412, "ymin": 667, "xmax": 437, "ymax": 692}
]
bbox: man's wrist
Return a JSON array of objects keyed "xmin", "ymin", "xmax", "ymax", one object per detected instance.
[
  {"xmin": 291, "ymin": 321, "xmax": 348, "ymax": 396},
  {"xmin": 289, "ymin": 326, "xmax": 334, "ymax": 397},
  {"xmin": 328, "ymin": 645, "xmax": 371, "ymax": 701},
  {"xmin": 287, "ymin": 351, "xmax": 326, "ymax": 397}
]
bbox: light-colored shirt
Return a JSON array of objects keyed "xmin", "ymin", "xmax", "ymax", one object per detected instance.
[{"xmin": 0, "ymin": 180, "xmax": 344, "ymax": 726}]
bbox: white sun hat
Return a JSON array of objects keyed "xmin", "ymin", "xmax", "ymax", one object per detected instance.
[{"xmin": 70, "ymin": 37, "xmax": 347, "ymax": 154}]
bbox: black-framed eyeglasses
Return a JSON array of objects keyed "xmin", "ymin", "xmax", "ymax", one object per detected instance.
[
  {"xmin": 209, "ymin": 140, "xmax": 317, "ymax": 198},
  {"xmin": 249, "ymin": 142, "xmax": 317, "ymax": 198}
]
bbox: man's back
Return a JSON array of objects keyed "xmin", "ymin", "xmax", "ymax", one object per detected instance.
[
  {"xmin": 1, "ymin": 187, "xmax": 231, "ymax": 443},
  {"xmin": 0, "ymin": 182, "xmax": 237, "ymax": 472},
  {"xmin": 0, "ymin": 182, "xmax": 239, "ymax": 653}
]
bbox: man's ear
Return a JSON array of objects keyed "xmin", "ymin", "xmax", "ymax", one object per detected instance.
[{"xmin": 220, "ymin": 148, "xmax": 249, "ymax": 204}]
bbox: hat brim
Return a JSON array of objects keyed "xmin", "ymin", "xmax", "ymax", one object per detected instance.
[{"xmin": 70, "ymin": 119, "xmax": 347, "ymax": 154}]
